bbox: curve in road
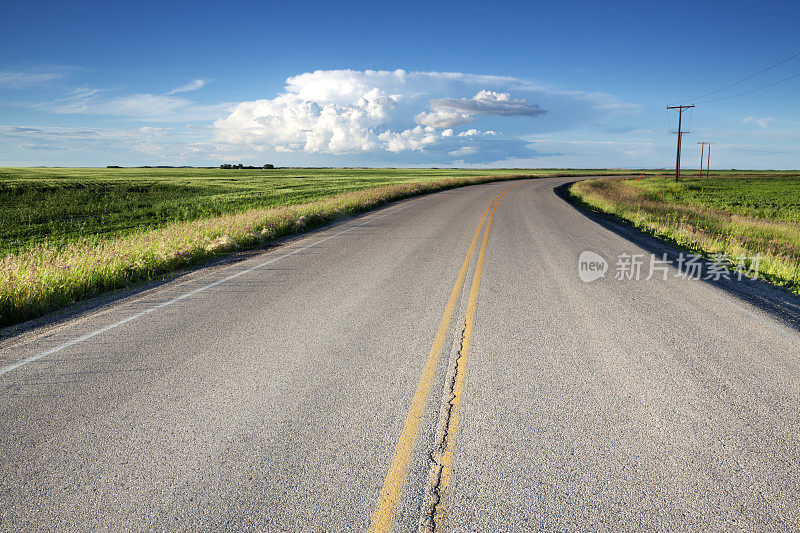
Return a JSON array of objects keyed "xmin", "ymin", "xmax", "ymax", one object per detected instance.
[{"xmin": 1, "ymin": 177, "xmax": 798, "ymax": 530}]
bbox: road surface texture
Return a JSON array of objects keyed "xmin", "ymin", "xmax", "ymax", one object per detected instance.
[{"xmin": 1, "ymin": 177, "xmax": 799, "ymax": 531}]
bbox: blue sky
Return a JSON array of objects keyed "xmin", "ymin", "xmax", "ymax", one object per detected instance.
[{"xmin": 1, "ymin": 0, "xmax": 798, "ymax": 168}]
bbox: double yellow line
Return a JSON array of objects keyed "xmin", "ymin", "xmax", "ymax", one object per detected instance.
[{"xmin": 369, "ymin": 183, "xmax": 520, "ymax": 532}]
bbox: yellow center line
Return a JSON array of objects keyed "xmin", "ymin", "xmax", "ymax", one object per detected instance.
[
  {"xmin": 368, "ymin": 185, "xmax": 511, "ymax": 532},
  {"xmin": 432, "ymin": 184, "xmax": 515, "ymax": 530},
  {"xmin": 368, "ymin": 183, "xmax": 520, "ymax": 533}
]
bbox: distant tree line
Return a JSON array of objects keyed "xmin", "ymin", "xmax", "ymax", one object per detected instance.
[
  {"xmin": 220, "ymin": 163, "xmax": 275, "ymax": 169},
  {"xmin": 106, "ymin": 165, "xmax": 218, "ymax": 169},
  {"xmin": 103, "ymin": 164, "xmax": 278, "ymax": 169}
]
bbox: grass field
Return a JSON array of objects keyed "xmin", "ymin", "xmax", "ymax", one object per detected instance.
[
  {"xmin": 568, "ymin": 173, "xmax": 800, "ymax": 294},
  {"xmin": 1, "ymin": 166, "xmax": 644, "ymax": 328},
  {"xmin": 1, "ymin": 167, "xmax": 635, "ymax": 255},
  {"xmin": 6, "ymin": 167, "xmax": 795, "ymax": 328}
]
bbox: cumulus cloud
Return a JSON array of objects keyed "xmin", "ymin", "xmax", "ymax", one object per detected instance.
[
  {"xmin": 10, "ymin": 67, "xmax": 637, "ymax": 162},
  {"xmin": 9, "ymin": 68, "xmax": 636, "ymax": 164},
  {"xmin": 283, "ymin": 69, "xmax": 408, "ymax": 105},
  {"xmin": 414, "ymin": 109, "xmax": 474, "ymax": 128},
  {"xmin": 214, "ymin": 69, "xmax": 556, "ymax": 157},
  {"xmin": 216, "ymin": 70, "xmax": 440, "ymax": 154},
  {"xmin": 378, "ymin": 126, "xmax": 440, "ymax": 152},
  {"xmin": 216, "ymin": 70, "xmax": 420, "ymax": 153},
  {"xmin": 416, "ymin": 90, "xmax": 547, "ymax": 128},
  {"xmin": 215, "ymin": 91, "xmax": 394, "ymax": 153}
]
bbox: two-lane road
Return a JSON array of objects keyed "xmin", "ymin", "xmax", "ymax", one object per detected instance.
[{"xmin": 1, "ymin": 177, "xmax": 799, "ymax": 530}]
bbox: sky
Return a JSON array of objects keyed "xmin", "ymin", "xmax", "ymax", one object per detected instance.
[{"xmin": 1, "ymin": 0, "xmax": 798, "ymax": 169}]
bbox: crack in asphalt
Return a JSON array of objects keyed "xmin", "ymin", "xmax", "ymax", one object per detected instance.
[{"xmin": 419, "ymin": 318, "xmax": 468, "ymax": 532}]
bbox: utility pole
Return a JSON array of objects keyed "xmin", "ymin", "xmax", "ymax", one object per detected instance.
[
  {"xmin": 667, "ymin": 105, "xmax": 694, "ymax": 182},
  {"xmin": 706, "ymin": 142, "xmax": 713, "ymax": 178},
  {"xmin": 698, "ymin": 141, "xmax": 711, "ymax": 178}
]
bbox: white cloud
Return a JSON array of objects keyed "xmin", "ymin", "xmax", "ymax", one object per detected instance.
[
  {"xmin": 216, "ymin": 70, "xmax": 441, "ymax": 154},
  {"xmin": 449, "ymin": 146, "xmax": 478, "ymax": 156},
  {"xmin": 417, "ymin": 90, "xmax": 547, "ymax": 128},
  {"xmin": 378, "ymin": 126, "xmax": 441, "ymax": 152},
  {"xmin": 0, "ymin": 124, "xmax": 213, "ymax": 156},
  {"xmin": 415, "ymin": 109, "xmax": 474, "ymax": 128},
  {"xmin": 46, "ymin": 89, "xmax": 227, "ymax": 121},
  {"xmin": 214, "ymin": 69, "xmax": 560, "ymax": 155},
  {"xmin": 167, "ymin": 78, "xmax": 211, "ymax": 94},
  {"xmin": 4, "ymin": 67, "xmax": 644, "ymax": 165},
  {"xmin": 0, "ymin": 67, "xmax": 75, "ymax": 88},
  {"xmin": 95, "ymin": 94, "xmax": 191, "ymax": 116},
  {"xmin": 0, "ymin": 72, "xmax": 61, "ymax": 87},
  {"xmin": 284, "ymin": 69, "xmax": 408, "ymax": 104},
  {"xmin": 415, "ymin": 92, "xmax": 546, "ymax": 128},
  {"xmin": 215, "ymin": 91, "xmax": 394, "ymax": 153},
  {"xmin": 743, "ymin": 116, "xmax": 775, "ymax": 129}
]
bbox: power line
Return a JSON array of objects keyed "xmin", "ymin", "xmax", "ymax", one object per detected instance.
[
  {"xmin": 682, "ymin": 49, "xmax": 800, "ymax": 103},
  {"xmin": 695, "ymin": 71, "xmax": 800, "ymax": 104}
]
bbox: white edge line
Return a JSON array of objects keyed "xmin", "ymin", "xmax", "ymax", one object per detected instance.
[{"xmin": 0, "ymin": 201, "xmax": 419, "ymax": 377}]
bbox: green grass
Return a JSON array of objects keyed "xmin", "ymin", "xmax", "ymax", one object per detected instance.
[
  {"xmin": 0, "ymin": 168, "xmax": 511, "ymax": 254},
  {"xmin": 0, "ymin": 167, "xmax": 633, "ymax": 255},
  {"xmin": 3, "ymin": 166, "xmax": 645, "ymax": 328},
  {"xmin": 8, "ymin": 166, "xmax": 791, "ymax": 328},
  {"xmin": 633, "ymin": 174, "xmax": 800, "ymax": 222},
  {"xmin": 568, "ymin": 173, "xmax": 800, "ymax": 294}
]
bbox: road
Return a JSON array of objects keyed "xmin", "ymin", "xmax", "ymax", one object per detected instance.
[{"xmin": 1, "ymin": 177, "xmax": 799, "ymax": 531}]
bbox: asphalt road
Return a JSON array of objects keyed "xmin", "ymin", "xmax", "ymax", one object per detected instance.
[{"xmin": 1, "ymin": 177, "xmax": 799, "ymax": 531}]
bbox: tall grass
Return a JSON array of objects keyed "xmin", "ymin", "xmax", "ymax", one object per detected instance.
[
  {"xmin": 569, "ymin": 176, "xmax": 800, "ymax": 294},
  {"xmin": 0, "ymin": 175, "xmax": 527, "ymax": 327},
  {"xmin": 0, "ymin": 166, "xmax": 647, "ymax": 254}
]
